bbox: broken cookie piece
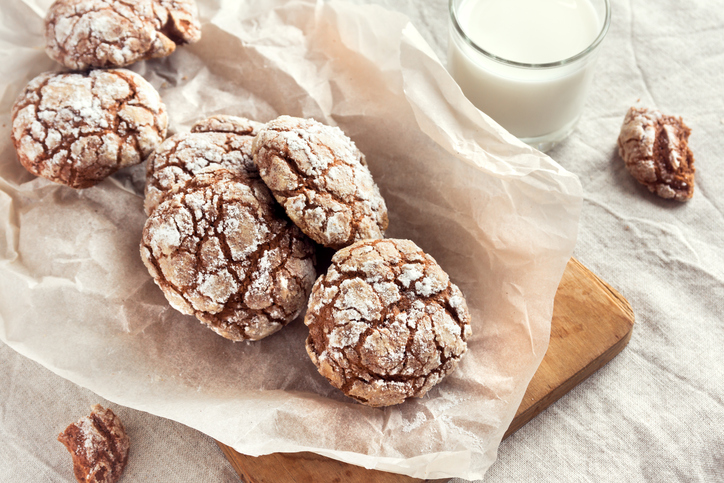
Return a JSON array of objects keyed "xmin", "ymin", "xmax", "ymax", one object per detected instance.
[
  {"xmin": 304, "ymin": 239, "xmax": 472, "ymax": 407},
  {"xmin": 58, "ymin": 404, "xmax": 130, "ymax": 483},
  {"xmin": 11, "ymin": 69, "xmax": 168, "ymax": 189},
  {"xmin": 45, "ymin": 0, "xmax": 201, "ymax": 70},
  {"xmin": 617, "ymin": 106, "xmax": 695, "ymax": 201}
]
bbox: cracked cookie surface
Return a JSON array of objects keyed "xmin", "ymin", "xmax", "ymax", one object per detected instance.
[
  {"xmin": 618, "ymin": 106, "xmax": 695, "ymax": 201},
  {"xmin": 305, "ymin": 238, "xmax": 471, "ymax": 407},
  {"xmin": 144, "ymin": 115, "xmax": 263, "ymax": 214},
  {"xmin": 57, "ymin": 404, "xmax": 130, "ymax": 483},
  {"xmin": 45, "ymin": 0, "xmax": 201, "ymax": 70},
  {"xmin": 140, "ymin": 169, "xmax": 317, "ymax": 341},
  {"xmin": 252, "ymin": 116, "xmax": 388, "ymax": 249},
  {"xmin": 11, "ymin": 69, "xmax": 167, "ymax": 189}
]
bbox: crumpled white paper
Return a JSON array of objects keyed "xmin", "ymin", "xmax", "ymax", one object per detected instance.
[{"xmin": 0, "ymin": 0, "xmax": 582, "ymax": 479}]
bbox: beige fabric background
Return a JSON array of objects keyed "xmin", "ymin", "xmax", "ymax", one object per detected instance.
[{"xmin": 1, "ymin": 0, "xmax": 722, "ymax": 481}]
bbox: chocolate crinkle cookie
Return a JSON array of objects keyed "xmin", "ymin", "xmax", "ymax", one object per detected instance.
[
  {"xmin": 57, "ymin": 404, "xmax": 130, "ymax": 483},
  {"xmin": 305, "ymin": 239, "xmax": 472, "ymax": 407},
  {"xmin": 45, "ymin": 0, "xmax": 201, "ymax": 70},
  {"xmin": 190, "ymin": 114, "xmax": 262, "ymax": 136},
  {"xmin": 252, "ymin": 116, "xmax": 388, "ymax": 249},
  {"xmin": 140, "ymin": 169, "xmax": 317, "ymax": 341},
  {"xmin": 618, "ymin": 106, "xmax": 695, "ymax": 201},
  {"xmin": 11, "ymin": 69, "xmax": 167, "ymax": 189},
  {"xmin": 144, "ymin": 115, "xmax": 263, "ymax": 214}
]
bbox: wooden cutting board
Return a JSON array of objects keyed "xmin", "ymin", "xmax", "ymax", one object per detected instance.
[{"xmin": 217, "ymin": 258, "xmax": 635, "ymax": 483}]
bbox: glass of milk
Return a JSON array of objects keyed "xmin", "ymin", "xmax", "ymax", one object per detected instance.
[{"xmin": 448, "ymin": 0, "xmax": 611, "ymax": 151}]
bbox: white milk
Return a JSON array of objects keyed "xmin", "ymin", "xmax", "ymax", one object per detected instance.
[
  {"xmin": 460, "ymin": 0, "xmax": 600, "ymax": 64},
  {"xmin": 448, "ymin": 0, "xmax": 608, "ymax": 148}
]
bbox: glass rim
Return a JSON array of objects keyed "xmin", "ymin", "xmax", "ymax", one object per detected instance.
[{"xmin": 449, "ymin": 0, "xmax": 612, "ymax": 69}]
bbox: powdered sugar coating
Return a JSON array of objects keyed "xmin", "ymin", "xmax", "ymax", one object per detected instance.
[
  {"xmin": 305, "ymin": 239, "xmax": 471, "ymax": 407},
  {"xmin": 141, "ymin": 169, "xmax": 317, "ymax": 341},
  {"xmin": 618, "ymin": 106, "xmax": 695, "ymax": 201},
  {"xmin": 57, "ymin": 404, "xmax": 130, "ymax": 483},
  {"xmin": 252, "ymin": 116, "xmax": 388, "ymax": 249},
  {"xmin": 144, "ymin": 116, "xmax": 263, "ymax": 214},
  {"xmin": 45, "ymin": 0, "xmax": 201, "ymax": 70},
  {"xmin": 11, "ymin": 69, "xmax": 167, "ymax": 189}
]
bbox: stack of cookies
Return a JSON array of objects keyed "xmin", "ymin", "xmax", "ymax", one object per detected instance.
[
  {"xmin": 139, "ymin": 115, "xmax": 319, "ymax": 342},
  {"xmin": 9, "ymin": 0, "xmax": 473, "ymax": 409},
  {"xmin": 140, "ymin": 114, "xmax": 472, "ymax": 407}
]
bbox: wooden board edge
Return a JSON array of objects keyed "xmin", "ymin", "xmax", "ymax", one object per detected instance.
[
  {"xmin": 570, "ymin": 258, "xmax": 635, "ymax": 321},
  {"xmin": 218, "ymin": 442, "xmax": 253, "ymax": 483},
  {"xmin": 503, "ymin": 318, "xmax": 633, "ymax": 439},
  {"xmin": 215, "ymin": 445, "xmax": 434, "ymax": 483},
  {"xmin": 503, "ymin": 258, "xmax": 635, "ymax": 438}
]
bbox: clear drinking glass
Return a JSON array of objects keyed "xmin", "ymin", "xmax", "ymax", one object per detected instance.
[{"xmin": 447, "ymin": 0, "xmax": 611, "ymax": 151}]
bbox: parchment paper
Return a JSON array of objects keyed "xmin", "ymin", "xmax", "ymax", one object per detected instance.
[{"xmin": 0, "ymin": 0, "xmax": 582, "ymax": 479}]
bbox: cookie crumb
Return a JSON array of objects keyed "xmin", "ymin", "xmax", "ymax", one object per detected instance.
[
  {"xmin": 617, "ymin": 106, "xmax": 695, "ymax": 201},
  {"xmin": 57, "ymin": 405, "xmax": 130, "ymax": 483}
]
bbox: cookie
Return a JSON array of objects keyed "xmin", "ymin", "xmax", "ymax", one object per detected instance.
[
  {"xmin": 190, "ymin": 114, "xmax": 262, "ymax": 136},
  {"xmin": 11, "ymin": 69, "xmax": 167, "ymax": 189},
  {"xmin": 252, "ymin": 116, "xmax": 388, "ymax": 249},
  {"xmin": 144, "ymin": 116, "xmax": 263, "ymax": 214},
  {"xmin": 618, "ymin": 106, "xmax": 695, "ymax": 201},
  {"xmin": 45, "ymin": 0, "xmax": 201, "ymax": 70},
  {"xmin": 140, "ymin": 169, "xmax": 317, "ymax": 341},
  {"xmin": 57, "ymin": 404, "xmax": 130, "ymax": 483},
  {"xmin": 304, "ymin": 239, "xmax": 471, "ymax": 407}
]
